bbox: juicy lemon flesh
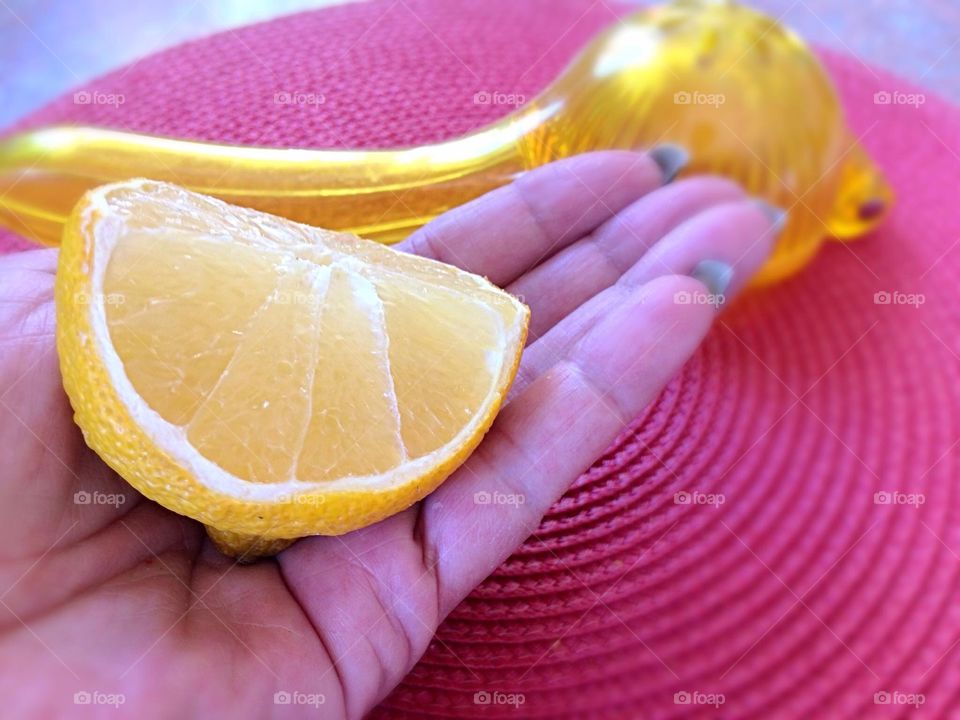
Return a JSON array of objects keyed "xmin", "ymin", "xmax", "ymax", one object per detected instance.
[
  {"xmin": 56, "ymin": 181, "xmax": 528, "ymax": 556},
  {"xmin": 103, "ymin": 226, "xmax": 508, "ymax": 486}
]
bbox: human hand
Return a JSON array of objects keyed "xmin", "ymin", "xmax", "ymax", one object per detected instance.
[{"xmin": 0, "ymin": 149, "xmax": 781, "ymax": 718}]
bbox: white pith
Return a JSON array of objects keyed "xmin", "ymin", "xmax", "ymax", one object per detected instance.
[{"xmin": 81, "ymin": 181, "xmax": 527, "ymax": 502}]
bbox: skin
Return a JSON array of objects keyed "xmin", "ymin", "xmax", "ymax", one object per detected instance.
[{"xmin": 0, "ymin": 151, "xmax": 779, "ymax": 719}]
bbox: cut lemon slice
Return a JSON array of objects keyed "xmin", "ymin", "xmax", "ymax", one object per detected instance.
[{"xmin": 56, "ymin": 180, "xmax": 528, "ymax": 557}]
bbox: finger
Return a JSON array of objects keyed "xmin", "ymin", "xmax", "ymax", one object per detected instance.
[
  {"xmin": 514, "ymin": 200, "xmax": 783, "ymax": 393},
  {"xmin": 625, "ymin": 199, "xmax": 785, "ymax": 292},
  {"xmin": 398, "ymin": 148, "xmax": 687, "ymax": 284},
  {"xmin": 420, "ymin": 275, "xmax": 718, "ymax": 616},
  {"xmin": 509, "ymin": 176, "xmax": 748, "ymax": 339}
]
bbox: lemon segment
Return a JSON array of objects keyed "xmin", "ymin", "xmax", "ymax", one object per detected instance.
[{"xmin": 56, "ymin": 180, "xmax": 528, "ymax": 554}]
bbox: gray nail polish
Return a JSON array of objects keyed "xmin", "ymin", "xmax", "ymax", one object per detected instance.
[
  {"xmin": 649, "ymin": 143, "xmax": 689, "ymax": 184},
  {"xmin": 691, "ymin": 259, "xmax": 734, "ymax": 298},
  {"xmin": 752, "ymin": 199, "xmax": 788, "ymax": 235}
]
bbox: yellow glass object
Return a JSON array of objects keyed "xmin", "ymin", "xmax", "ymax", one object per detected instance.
[{"xmin": 0, "ymin": 0, "xmax": 890, "ymax": 284}]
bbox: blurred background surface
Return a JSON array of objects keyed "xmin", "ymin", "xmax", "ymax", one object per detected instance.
[{"xmin": 1, "ymin": 0, "xmax": 958, "ymax": 128}]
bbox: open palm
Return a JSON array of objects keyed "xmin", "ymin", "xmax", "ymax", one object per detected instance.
[{"xmin": 0, "ymin": 151, "xmax": 779, "ymax": 719}]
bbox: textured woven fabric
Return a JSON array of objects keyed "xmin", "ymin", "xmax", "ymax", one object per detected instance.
[{"xmin": 4, "ymin": 0, "xmax": 960, "ymax": 717}]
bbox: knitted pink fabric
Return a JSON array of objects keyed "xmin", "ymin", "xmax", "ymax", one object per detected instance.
[{"xmin": 4, "ymin": 1, "xmax": 960, "ymax": 717}]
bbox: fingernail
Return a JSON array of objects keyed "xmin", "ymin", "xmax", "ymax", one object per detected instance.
[
  {"xmin": 649, "ymin": 143, "xmax": 689, "ymax": 184},
  {"xmin": 752, "ymin": 199, "xmax": 788, "ymax": 235},
  {"xmin": 691, "ymin": 259, "xmax": 734, "ymax": 298}
]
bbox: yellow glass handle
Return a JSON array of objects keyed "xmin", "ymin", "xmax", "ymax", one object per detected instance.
[{"xmin": 0, "ymin": 0, "xmax": 890, "ymax": 284}]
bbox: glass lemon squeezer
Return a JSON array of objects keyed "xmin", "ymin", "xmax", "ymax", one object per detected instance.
[{"xmin": 0, "ymin": 0, "xmax": 890, "ymax": 285}]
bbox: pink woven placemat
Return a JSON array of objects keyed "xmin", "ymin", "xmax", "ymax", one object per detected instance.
[{"xmin": 4, "ymin": 0, "xmax": 960, "ymax": 717}]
